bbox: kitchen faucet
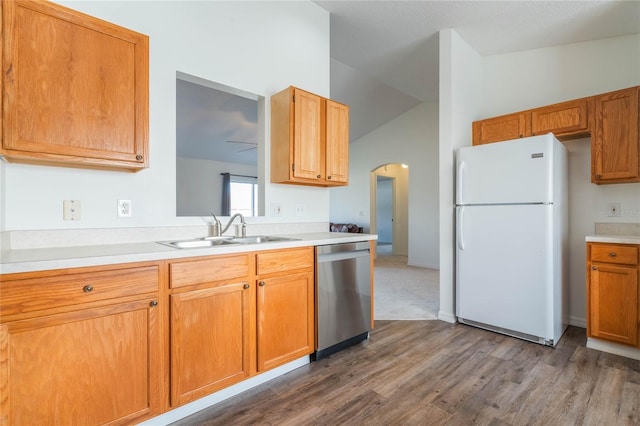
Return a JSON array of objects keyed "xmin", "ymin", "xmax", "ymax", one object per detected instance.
[
  {"xmin": 220, "ymin": 213, "xmax": 247, "ymax": 237},
  {"xmin": 210, "ymin": 213, "xmax": 223, "ymax": 237}
]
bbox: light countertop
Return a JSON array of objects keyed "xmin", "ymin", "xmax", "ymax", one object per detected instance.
[
  {"xmin": 0, "ymin": 232, "xmax": 377, "ymax": 275},
  {"xmin": 585, "ymin": 235, "xmax": 640, "ymax": 245}
]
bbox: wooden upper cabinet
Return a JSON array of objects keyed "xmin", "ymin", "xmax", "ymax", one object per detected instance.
[
  {"xmin": 293, "ymin": 89, "xmax": 323, "ymax": 181},
  {"xmin": 1, "ymin": 0, "xmax": 149, "ymax": 172},
  {"xmin": 325, "ymin": 99, "xmax": 350, "ymax": 185},
  {"xmin": 592, "ymin": 87, "xmax": 639, "ymax": 184},
  {"xmin": 472, "ymin": 112, "xmax": 528, "ymax": 145},
  {"xmin": 271, "ymin": 86, "xmax": 349, "ymax": 187},
  {"xmin": 531, "ymin": 97, "xmax": 592, "ymax": 139}
]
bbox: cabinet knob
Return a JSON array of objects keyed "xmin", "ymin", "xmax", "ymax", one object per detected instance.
[
  {"xmin": 608, "ymin": 252, "xmax": 617, "ymax": 257},
  {"xmin": 592, "ymin": 266, "xmax": 598, "ymax": 270},
  {"xmin": 259, "ymin": 281, "xmax": 266, "ymax": 287},
  {"xmin": 243, "ymin": 284, "xmax": 250, "ymax": 290},
  {"xmin": 595, "ymin": 174, "xmax": 601, "ymax": 179},
  {"xmin": 327, "ymin": 175, "xmax": 332, "ymax": 180},
  {"xmin": 519, "ymin": 134, "xmax": 523, "ymax": 138},
  {"xmin": 136, "ymin": 154, "xmax": 143, "ymax": 161},
  {"xmin": 317, "ymin": 175, "xmax": 322, "ymax": 179},
  {"xmin": 149, "ymin": 300, "xmax": 158, "ymax": 307},
  {"xmin": 83, "ymin": 285, "xmax": 93, "ymax": 293}
]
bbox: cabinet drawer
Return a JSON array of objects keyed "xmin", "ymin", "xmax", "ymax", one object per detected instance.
[
  {"xmin": 590, "ymin": 244, "xmax": 638, "ymax": 265},
  {"xmin": 170, "ymin": 254, "xmax": 250, "ymax": 288},
  {"xmin": 1, "ymin": 265, "xmax": 159, "ymax": 317},
  {"xmin": 256, "ymin": 247, "xmax": 314, "ymax": 275}
]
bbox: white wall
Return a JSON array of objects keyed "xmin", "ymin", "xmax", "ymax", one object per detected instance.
[
  {"xmin": 438, "ymin": 29, "xmax": 484, "ymax": 323},
  {"xmin": 0, "ymin": 1, "xmax": 330, "ymax": 232},
  {"xmin": 329, "ymin": 101, "xmax": 439, "ymax": 268},
  {"xmin": 440, "ymin": 32, "xmax": 640, "ymax": 326}
]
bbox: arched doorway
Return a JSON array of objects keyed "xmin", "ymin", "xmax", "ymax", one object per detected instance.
[{"xmin": 370, "ymin": 163, "xmax": 409, "ymax": 257}]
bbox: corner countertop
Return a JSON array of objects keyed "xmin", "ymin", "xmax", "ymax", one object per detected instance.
[
  {"xmin": 585, "ymin": 235, "xmax": 640, "ymax": 245},
  {"xmin": 0, "ymin": 232, "xmax": 377, "ymax": 275}
]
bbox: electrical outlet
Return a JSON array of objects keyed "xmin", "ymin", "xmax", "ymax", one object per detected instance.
[
  {"xmin": 295, "ymin": 204, "xmax": 305, "ymax": 217},
  {"xmin": 607, "ymin": 202, "xmax": 621, "ymax": 217},
  {"xmin": 63, "ymin": 200, "xmax": 81, "ymax": 221},
  {"xmin": 271, "ymin": 203, "xmax": 282, "ymax": 217},
  {"xmin": 118, "ymin": 199, "xmax": 132, "ymax": 218}
]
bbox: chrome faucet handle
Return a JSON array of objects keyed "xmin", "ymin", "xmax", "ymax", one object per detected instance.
[{"xmin": 210, "ymin": 213, "xmax": 223, "ymax": 236}]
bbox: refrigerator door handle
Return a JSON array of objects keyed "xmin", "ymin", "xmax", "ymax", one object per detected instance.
[
  {"xmin": 458, "ymin": 206, "xmax": 465, "ymax": 250},
  {"xmin": 457, "ymin": 160, "xmax": 465, "ymax": 204}
]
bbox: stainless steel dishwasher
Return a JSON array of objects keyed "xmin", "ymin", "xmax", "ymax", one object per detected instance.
[{"xmin": 314, "ymin": 241, "xmax": 371, "ymax": 360}]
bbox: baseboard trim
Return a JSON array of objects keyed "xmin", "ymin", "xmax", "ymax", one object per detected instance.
[
  {"xmin": 437, "ymin": 311, "xmax": 457, "ymax": 324},
  {"xmin": 568, "ymin": 315, "xmax": 586, "ymax": 328},
  {"xmin": 139, "ymin": 356, "xmax": 310, "ymax": 425},
  {"xmin": 587, "ymin": 338, "xmax": 640, "ymax": 360}
]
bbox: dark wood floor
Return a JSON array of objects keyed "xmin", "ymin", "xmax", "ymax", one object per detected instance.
[{"xmin": 171, "ymin": 321, "xmax": 640, "ymax": 426}]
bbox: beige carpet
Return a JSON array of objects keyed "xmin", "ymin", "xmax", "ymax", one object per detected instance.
[{"xmin": 374, "ymin": 246, "xmax": 439, "ymax": 320}]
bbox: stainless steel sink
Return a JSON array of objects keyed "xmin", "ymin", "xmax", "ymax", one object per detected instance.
[
  {"xmin": 157, "ymin": 237, "xmax": 235, "ymax": 249},
  {"xmin": 157, "ymin": 235, "xmax": 298, "ymax": 249},
  {"xmin": 230, "ymin": 235, "xmax": 299, "ymax": 244}
]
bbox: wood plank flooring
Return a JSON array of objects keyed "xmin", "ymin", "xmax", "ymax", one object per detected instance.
[{"xmin": 171, "ymin": 321, "xmax": 640, "ymax": 425}]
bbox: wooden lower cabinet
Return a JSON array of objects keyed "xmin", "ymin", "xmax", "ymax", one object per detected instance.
[
  {"xmin": 170, "ymin": 281, "xmax": 253, "ymax": 406},
  {"xmin": 168, "ymin": 247, "xmax": 315, "ymax": 407},
  {"xmin": 0, "ymin": 263, "xmax": 162, "ymax": 426},
  {"xmin": 256, "ymin": 271, "xmax": 315, "ymax": 372},
  {"xmin": 587, "ymin": 243, "xmax": 640, "ymax": 347},
  {"xmin": 255, "ymin": 247, "xmax": 315, "ymax": 372},
  {"xmin": 0, "ymin": 246, "xmax": 318, "ymax": 423}
]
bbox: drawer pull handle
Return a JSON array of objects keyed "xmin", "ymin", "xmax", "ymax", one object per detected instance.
[
  {"xmin": 608, "ymin": 252, "xmax": 616, "ymax": 257},
  {"xmin": 83, "ymin": 285, "xmax": 93, "ymax": 293},
  {"xmin": 149, "ymin": 300, "xmax": 158, "ymax": 307},
  {"xmin": 243, "ymin": 284, "xmax": 250, "ymax": 290},
  {"xmin": 592, "ymin": 266, "xmax": 598, "ymax": 270},
  {"xmin": 259, "ymin": 281, "xmax": 266, "ymax": 287}
]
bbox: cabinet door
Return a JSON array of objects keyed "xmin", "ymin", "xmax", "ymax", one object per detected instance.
[
  {"xmin": 293, "ymin": 88, "xmax": 323, "ymax": 181},
  {"xmin": 588, "ymin": 264, "xmax": 638, "ymax": 346},
  {"xmin": 325, "ymin": 99, "xmax": 349, "ymax": 185},
  {"xmin": 170, "ymin": 281, "xmax": 252, "ymax": 406},
  {"xmin": 0, "ymin": 299, "xmax": 161, "ymax": 425},
  {"xmin": 472, "ymin": 112, "xmax": 528, "ymax": 145},
  {"xmin": 592, "ymin": 87, "xmax": 639, "ymax": 184},
  {"xmin": 1, "ymin": 0, "xmax": 149, "ymax": 171},
  {"xmin": 256, "ymin": 272, "xmax": 314, "ymax": 372},
  {"xmin": 530, "ymin": 98, "xmax": 591, "ymax": 139}
]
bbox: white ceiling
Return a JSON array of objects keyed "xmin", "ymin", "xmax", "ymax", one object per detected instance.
[{"xmin": 314, "ymin": 0, "xmax": 640, "ymax": 141}]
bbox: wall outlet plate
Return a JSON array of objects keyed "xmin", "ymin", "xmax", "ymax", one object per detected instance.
[
  {"xmin": 271, "ymin": 203, "xmax": 282, "ymax": 217},
  {"xmin": 118, "ymin": 199, "xmax": 132, "ymax": 217},
  {"xmin": 607, "ymin": 202, "xmax": 621, "ymax": 217}
]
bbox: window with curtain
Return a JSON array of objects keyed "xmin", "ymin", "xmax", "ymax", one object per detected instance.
[{"xmin": 222, "ymin": 173, "xmax": 258, "ymax": 216}]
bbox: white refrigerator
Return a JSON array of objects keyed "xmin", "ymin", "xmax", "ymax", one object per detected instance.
[{"xmin": 455, "ymin": 133, "xmax": 568, "ymax": 346}]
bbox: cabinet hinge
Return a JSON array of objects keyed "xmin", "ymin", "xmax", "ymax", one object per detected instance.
[
  {"xmin": 293, "ymin": 94, "xmax": 295, "ymax": 102},
  {"xmin": 292, "ymin": 164, "xmax": 295, "ymax": 171}
]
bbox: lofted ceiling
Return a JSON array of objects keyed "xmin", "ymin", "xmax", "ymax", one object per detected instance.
[{"xmin": 314, "ymin": 0, "xmax": 640, "ymax": 141}]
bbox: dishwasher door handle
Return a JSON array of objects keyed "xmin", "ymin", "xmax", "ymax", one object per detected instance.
[{"xmin": 317, "ymin": 250, "xmax": 370, "ymax": 263}]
